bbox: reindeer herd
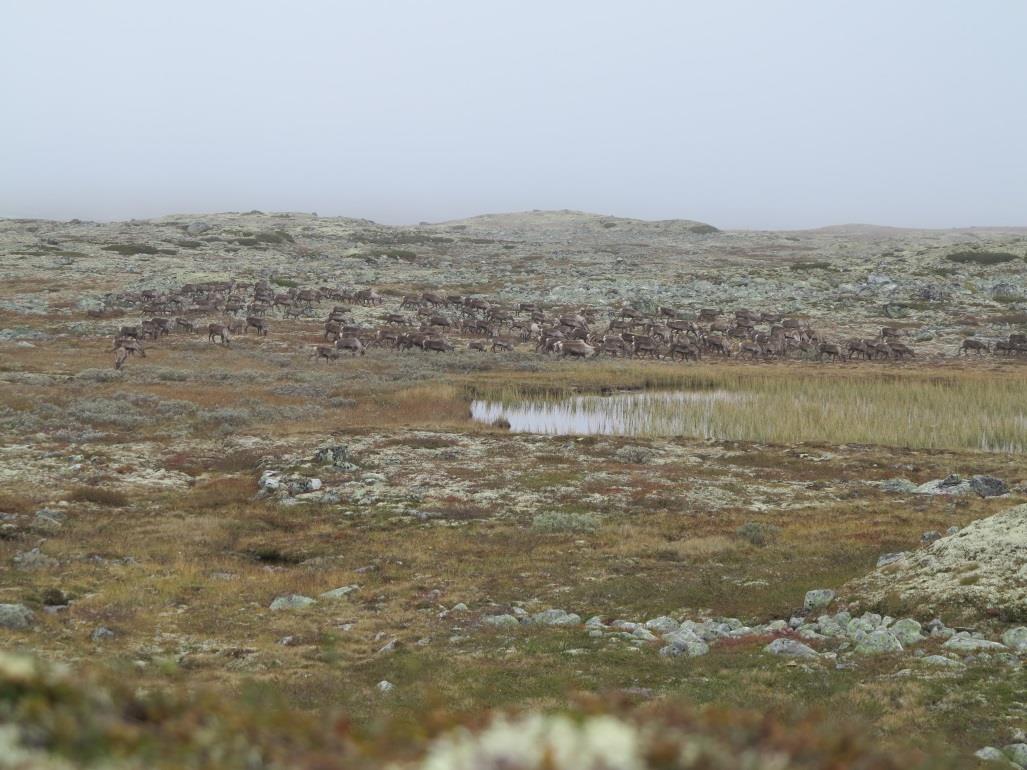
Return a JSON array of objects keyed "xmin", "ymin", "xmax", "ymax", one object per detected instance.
[{"xmin": 102, "ymin": 279, "xmax": 1026, "ymax": 369}]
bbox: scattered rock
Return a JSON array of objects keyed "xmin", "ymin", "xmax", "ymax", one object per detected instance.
[
  {"xmin": 376, "ymin": 680, "xmax": 394, "ymax": 694},
  {"xmin": 942, "ymin": 635, "xmax": 1007, "ymax": 654},
  {"xmin": 12, "ymin": 548, "xmax": 59, "ymax": 570},
  {"xmin": 531, "ymin": 609, "xmax": 581, "ymax": 627},
  {"xmin": 974, "ymin": 746, "xmax": 1008, "ymax": 763},
  {"xmin": 660, "ymin": 629, "xmax": 710, "ymax": 657},
  {"xmin": 1001, "ymin": 627, "xmax": 1027, "ymax": 653},
  {"xmin": 914, "ymin": 475, "xmax": 973, "ymax": 496},
  {"xmin": 185, "ymin": 220, "xmax": 210, "ymax": 235},
  {"xmin": 921, "ymin": 531, "xmax": 941, "ymax": 545},
  {"xmin": 482, "ymin": 614, "xmax": 519, "ymax": 629},
  {"xmin": 879, "ymin": 478, "xmax": 918, "ymax": 493},
  {"xmin": 1005, "ymin": 744, "xmax": 1027, "ymax": 767},
  {"xmin": 803, "ymin": 589, "xmax": 835, "ymax": 613},
  {"xmin": 854, "ymin": 630, "xmax": 903, "ymax": 655},
  {"xmin": 0, "ymin": 604, "xmax": 34, "ymax": 630},
  {"xmin": 644, "ymin": 616, "xmax": 680, "ymax": 634},
  {"xmin": 91, "ymin": 626, "xmax": 115, "ymax": 642},
  {"xmin": 876, "ymin": 552, "xmax": 908, "ymax": 568},
  {"xmin": 970, "ymin": 475, "xmax": 1008, "ymax": 498},
  {"xmin": 889, "ymin": 618, "xmax": 924, "ymax": 647},
  {"xmin": 269, "ymin": 594, "xmax": 315, "ymax": 611},
  {"xmin": 764, "ymin": 638, "xmax": 817, "ymax": 658}
]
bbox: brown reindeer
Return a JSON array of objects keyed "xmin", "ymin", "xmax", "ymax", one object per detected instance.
[
  {"xmin": 556, "ymin": 340, "xmax": 596, "ymax": 358},
  {"xmin": 335, "ymin": 336, "xmax": 365, "ymax": 356},
  {"xmin": 245, "ymin": 316, "xmax": 269, "ymax": 336},
  {"xmin": 208, "ymin": 323, "xmax": 230, "ymax": 345},
  {"xmin": 312, "ymin": 345, "xmax": 339, "ymax": 362},
  {"xmin": 817, "ymin": 342, "xmax": 842, "ymax": 361},
  {"xmin": 960, "ymin": 338, "xmax": 989, "ymax": 356},
  {"xmin": 422, "ymin": 337, "xmax": 454, "ymax": 353}
]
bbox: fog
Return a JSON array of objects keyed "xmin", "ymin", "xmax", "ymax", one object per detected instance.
[{"xmin": 2, "ymin": 0, "xmax": 1025, "ymax": 229}]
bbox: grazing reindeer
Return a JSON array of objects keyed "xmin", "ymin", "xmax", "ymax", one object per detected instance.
[
  {"xmin": 312, "ymin": 345, "xmax": 340, "ymax": 362},
  {"xmin": 335, "ymin": 336, "xmax": 365, "ymax": 356},
  {"xmin": 208, "ymin": 323, "xmax": 230, "ymax": 345},
  {"xmin": 245, "ymin": 316, "xmax": 269, "ymax": 336}
]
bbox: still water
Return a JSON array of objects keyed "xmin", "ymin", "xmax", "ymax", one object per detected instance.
[{"xmin": 470, "ymin": 390, "xmax": 742, "ymax": 437}]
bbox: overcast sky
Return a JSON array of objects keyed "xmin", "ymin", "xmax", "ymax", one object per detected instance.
[{"xmin": 2, "ymin": 1, "xmax": 1025, "ymax": 229}]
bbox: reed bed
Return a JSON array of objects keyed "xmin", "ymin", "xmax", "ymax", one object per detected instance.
[{"xmin": 465, "ymin": 363, "xmax": 1027, "ymax": 452}]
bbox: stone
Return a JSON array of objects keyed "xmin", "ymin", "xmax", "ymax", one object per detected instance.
[
  {"xmin": 1005, "ymin": 744, "xmax": 1027, "ymax": 767},
  {"xmin": 482, "ymin": 614, "xmax": 519, "ymax": 629},
  {"xmin": 13, "ymin": 548, "xmax": 59, "ymax": 570},
  {"xmin": 91, "ymin": 626, "xmax": 115, "ymax": 642},
  {"xmin": 803, "ymin": 589, "xmax": 835, "ymax": 612},
  {"xmin": 879, "ymin": 478, "xmax": 918, "ymax": 493},
  {"xmin": 920, "ymin": 655, "xmax": 965, "ymax": 669},
  {"xmin": 942, "ymin": 635, "xmax": 1007, "ymax": 653},
  {"xmin": 1001, "ymin": 627, "xmax": 1027, "ymax": 653},
  {"xmin": 914, "ymin": 477, "xmax": 973, "ymax": 496},
  {"xmin": 451, "ymin": 603, "xmax": 469, "ymax": 612},
  {"xmin": 632, "ymin": 627, "xmax": 657, "ymax": 642},
  {"xmin": 764, "ymin": 638, "xmax": 817, "ymax": 657},
  {"xmin": 660, "ymin": 629, "xmax": 710, "ymax": 657},
  {"xmin": 876, "ymin": 552, "xmax": 908, "ymax": 568},
  {"xmin": 319, "ymin": 585, "xmax": 359, "ymax": 600},
  {"xmin": 531, "ymin": 609, "xmax": 581, "ymax": 627},
  {"xmin": 973, "ymin": 746, "xmax": 1007, "ymax": 763},
  {"xmin": 0, "ymin": 604, "xmax": 35, "ymax": 630},
  {"xmin": 376, "ymin": 680, "xmax": 394, "ymax": 693},
  {"xmin": 921, "ymin": 531, "xmax": 941, "ymax": 545},
  {"xmin": 269, "ymin": 594, "xmax": 315, "ymax": 611},
  {"xmin": 854, "ymin": 630, "xmax": 903, "ymax": 655},
  {"xmin": 890, "ymin": 618, "xmax": 924, "ymax": 647},
  {"xmin": 313, "ymin": 445, "xmax": 351, "ymax": 466},
  {"xmin": 185, "ymin": 220, "xmax": 210, "ymax": 235},
  {"xmin": 971, "ymin": 475, "xmax": 1008, "ymax": 498}
]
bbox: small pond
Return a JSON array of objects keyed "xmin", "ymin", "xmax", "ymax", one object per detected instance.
[{"xmin": 470, "ymin": 390, "xmax": 743, "ymax": 437}]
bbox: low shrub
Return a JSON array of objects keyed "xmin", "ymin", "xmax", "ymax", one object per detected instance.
[
  {"xmin": 946, "ymin": 250, "xmax": 1019, "ymax": 265},
  {"xmin": 735, "ymin": 521, "xmax": 779, "ymax": 547},
  {"xmin": 531, "ymin": 511, "xmax": 600, "ymax": 533},
  {"xmin": 68, "ymin": 485, "xmax": 129, "ymax": 507}
]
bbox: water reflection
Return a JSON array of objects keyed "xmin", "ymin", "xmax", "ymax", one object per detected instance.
[{"xmin": 470, "ymin": 390, "xmax": 742, "ymax": 436}]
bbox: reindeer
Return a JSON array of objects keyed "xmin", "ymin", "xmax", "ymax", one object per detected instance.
[
  {"xmin": 312, "ymin": 345, "xmax": 340, "ymax": 362},
  {"xmin": 960, "ymin": 338, "xmax": 989, "ymax": 356},
  {"xmin": 335, "ymin": 336, "xmax": 365, "ymax": 356},
  {"xmin": 208, "ymin": 323, "xmax": 230, "ymax": 345},
  {"xmin": 817, "ymin": 342, "xmax": 842, "ymax": 361},
  {"xmin": 669, "ymin": 341, "xmax": 701, "ymax": 361},
  {"xmin": 555, "ymin": 340, "xmax": 596, "ymax": 358},
  {"xmin": 245, "ymin": 316, "xmax": 268, "ymax": 336},
  {"xmin": 422, "ymin": 337, "xmax": 454, "ymax": 353}
]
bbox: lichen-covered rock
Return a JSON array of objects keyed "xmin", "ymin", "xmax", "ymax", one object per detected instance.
[
  {"xmin": 942, "ymin": 635, "xmax": 1008, "ymax": 654},
  {"xmin": 845, "ymin": 504, "xmax": 1027, "ymax": 624},
  {"xmin": 482, "ymin": 614, "xmax": 519, "ymax": 629},
  {"xmin": 269, "ymin": 594, "xmax": 315, "ymax": 611},
  {"xmin": 970, "ymin": 475, "xmax": 1008, "ymax": 498},
  {"xmin": 660, "ymin": 629, "xmax": 709, "ymax": 657},
  {"xmin": 764, "ymin": 638, "xmax": 817, "ymax": 657},
  {"xmin": 0, "ymin": 604, "xmax": 34, "ymax": 630},
  {"xmin": 531, "ymin": 609, "xmax": 581, "ymax": 627},
  {"xmin": 1001, "ymin": 627, "xmax": 1027, "ymax": 653},
  {"xmin": 854, "ymin": 630, "xmax": 903, "ymax": 655},
  {"xmin": 889, "ymin": 618, "xmax": 924, "ymax": 647},
  {"xmin": 803, "ymin": 588, "xmax": 835, "ymax": 612}
]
